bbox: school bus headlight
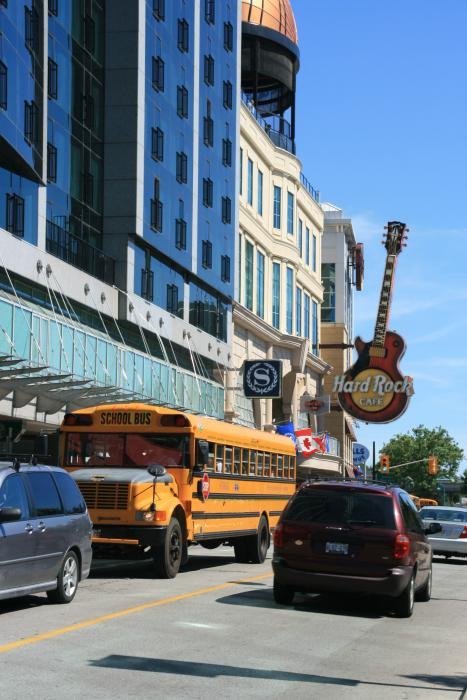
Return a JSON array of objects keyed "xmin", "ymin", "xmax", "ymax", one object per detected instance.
[{"xmin": 136, "ymin": 510, "xmax": 156, "ymax": 522}]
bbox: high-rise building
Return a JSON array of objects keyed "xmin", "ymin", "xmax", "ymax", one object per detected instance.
[{"xmin": 0, "ymin": 1, "xmax": 239, "ymax": 457}]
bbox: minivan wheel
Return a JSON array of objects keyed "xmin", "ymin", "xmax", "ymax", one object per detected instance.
[
  {"xmin": 273, "ymin": 578, "xmax": 294, "ymax": 605},
  {"xmin": 47, "ymin": 550, "xmax": 79, "ymax": 604},
  {"xmin": 394, "ymin": 572, "xmax": 415, "ymax": 617},
  {"xmin": 415, "ymin": 565, "xmax": 432, "ymax": 602}
]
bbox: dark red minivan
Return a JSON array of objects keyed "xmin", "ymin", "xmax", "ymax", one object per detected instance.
[{"xmin": 272, "ymin": 480, "xmax": 442, "ymax": 617}]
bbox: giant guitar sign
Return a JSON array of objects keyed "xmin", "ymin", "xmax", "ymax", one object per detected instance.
[{"xmin": 336, "ymin": 221, "xmax": 414, "ymax": 423}]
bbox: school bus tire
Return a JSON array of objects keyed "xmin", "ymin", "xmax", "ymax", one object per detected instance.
[
  {"xmin": 246, "ymin": 515, "xmax": 269, "ymax": 564},
  {"xmin": 152, "ymin": 517, "xmax": 183, "ymax": 578}
]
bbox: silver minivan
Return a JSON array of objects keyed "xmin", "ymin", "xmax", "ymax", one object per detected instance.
[{"xmin": 0, "ymin": 461, "xmax": 92, "ymax": 603}]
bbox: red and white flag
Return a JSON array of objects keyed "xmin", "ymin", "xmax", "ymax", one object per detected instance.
[
  {"xmin": 294, "ymin": 428, "xmax": 318, "ymax": 457},
  {"xmin": 312, "ymin": 433, "xmax": 328, "ymax": 453}
]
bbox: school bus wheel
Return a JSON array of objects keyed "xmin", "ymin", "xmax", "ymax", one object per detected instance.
[{"xmin": 153, "ymin": 517, "xmax": 183, "ymax": 579}]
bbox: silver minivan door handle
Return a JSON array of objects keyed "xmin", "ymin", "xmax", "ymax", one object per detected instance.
[
  {"xmin": 36, "ymin": 521, "xmax": 46, "ymax": 532},
  {"xmin": 24, "ymin": 523, "xmax": 34, "ymax": 534}
]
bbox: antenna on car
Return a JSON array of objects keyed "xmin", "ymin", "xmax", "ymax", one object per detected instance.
[
  {"xmin": 30, "ymin": 455, "xmax": 38, "ymax": 466},
  {"xmin": 13, "ymin": 458, "xmax": 21, "ymax": 472}
]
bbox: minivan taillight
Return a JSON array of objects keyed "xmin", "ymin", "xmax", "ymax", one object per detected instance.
[
  {"xmin": 393, "ymin": 534, "xmax": 410, "ymax": 559},
  {"xmin": 459, "ymin": 526, "xmax": 467, "ymax": 539},
  {"xmin": 273, "ymin": 523, "xmax": 283, "ymax": 547}
]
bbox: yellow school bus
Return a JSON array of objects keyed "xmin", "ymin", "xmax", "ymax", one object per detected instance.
[{"xmin": 59, "ymin": 402, "xmax": 296, "ymax": 578}]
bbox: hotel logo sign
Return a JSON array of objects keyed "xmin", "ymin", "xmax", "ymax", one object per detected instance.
[{"xmin": 243, "ymin": 360, "xmax": 282, "ymax": 398}]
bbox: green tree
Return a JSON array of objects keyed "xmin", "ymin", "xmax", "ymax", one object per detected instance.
[{"xmin": 380, "ymin": 425, "xmax": 464, "ymax": 500}]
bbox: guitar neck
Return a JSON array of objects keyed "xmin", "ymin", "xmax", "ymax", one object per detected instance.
[{"xmin": 372, "ymin": 254, "xmax": 397, "ymax": 350}]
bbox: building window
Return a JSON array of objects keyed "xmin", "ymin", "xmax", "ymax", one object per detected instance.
[
  {"xmin": 295, "ymin": 287, "xmax": 302, "ymax": 336},
  {"xmin": 256, "ymin": 251, "xmax": 264, "ymax": 318},
  {"xmin": 312, "ymin": 233, "xmax": 317, "ymax": 272},
  {"xmin": 224, "ymin": 21, "xmax": 233, "ymax": 51},
  {"xmin": 82, "ymin": 172, "xmax": 94, "ymax": 206},
  {"xmin": 81, "ymin": 93, "xmax": 94, "ymax": 129},
  {"xmin": 6, "ymin": 194, "xmax": 24, "ymax": 238},
  {"xmin": 273, "ymin": 185, "xmax": 281, "ymax": 229},
  {"xmin": 49, "ymin": 0, "xmax": 58, "ymax": 16},
  {"xmin": 222, "ymin": 138, "xmax": 232, "ymax": 166},
  {"xmin": 176, "ymin": 151, "xmax": 188, "ymax": 183},
  {"xmin": 298, "ymin": 219, "xmax": 303, "ymax": 257},
  {"xmin": 257, "ymin": 169, "xmax": 263, "ymax": 216},
  {"xmin": 272, "ymin": 262, "xmax": 281, "ymax": 329},
  {"xmin": 247, "ymin": 158, "xmax": 253, "ymax": 206},
  {"xmin": 47, "ymin": 142, "xmax": 57, "ymax": 182},
  {"xmin": 321, "ymin": 263, "xmax": 336, "ymax": 322},
  {"xmin": 167, "ymin": 284, "xmax": 179, "ymax": 314},
  {"xmin": 48, "ymin": 58, "xmax": 58, "ymax": 99},
  {"xmin": 153, "ymin": 0, "xmax": 165, "ymax": 21},
  {"xmin": 286, "ymin": 267, "xmax": 293, "ymax": 334},
  {"xmin": 245, "ymin": 241, "xmax": 253, "ymax": 311},
  {"xmin": 177, "ymin": 18, "xmax": 189, "ymax": 51},
  {"xmin": 305, "ymin": 226, "xmax": 310, "ymax": 265},
  {"xmin": 312, "ymin": 300, "xmax": 319, "ymax": 355},
  {"xmin": 83, "ymin": 14, "xmax": 95, "ymax": 53},
  {"xmin": 0, "ymin": 62, "xmax": 7, "ymax": 110},
  {"xmin": 24, "ymin": 101, "xmax": 39, "ymax": 145},
  {"xmin": 239, "ymin": 148, "xmax": 243, "ymax": 195},
  {"xmin": 223, "ymin": 80, "xmax": 232, "ymax": 109},
  {"xmin": 204, "ymin": 55, "xmax": 214, "ymax": 86},
  {"xmin": 203, "ymin": 102, "xmax": 214, "ymax": 146},
  {"xmin": 151, "ymin": 127, "xmax": 164, "ymax": 161},
  {"xmin": 221, "ymin": 254, "xmax": 230, "ymax": 282},
  {"xmin": 205, "ymin": 0, "xmax": 215, "ymax": 25},
  {"xmin": 287, "ymin": 191, "xmax": 294, "ymax": 235},
  {"xmin": 141, "ymin": 268, "xmax": 154, "ymax": 302},
  {"xmin": 151, "ymin": 179, "xmax": 163, "ymax": 231},
  {"xmin": 304, "ymin": 293, "xmax": 310, "ymax": 339},
  {"xmin": 177, "ymin": 85, "xmax": 188, "ymax": 118},
  {"xmin": 152, "ymin": 56, "xmax": 165, "ymax": 91},
  {"xmin": 202, "ymin": 240, "xmax": 212, "ymax": 268},
  {"xmin": 221, "ymin": 196, "xmax": 231, "ymax": 224},
  {"xmin": 203, "ymin": 178, "xmax": 213, "ymax": 207},
  {"xmin": 175, "ymin": 218, "xmax": 187, "ymax": 250},
  {"xmin": 25, "ymin": 6, "xmax": 39, "ymax": 53}
]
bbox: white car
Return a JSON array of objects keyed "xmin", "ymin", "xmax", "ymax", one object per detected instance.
[{"xmin": 419, "ymin": 506, "xmax": 467, "ymax": 558}]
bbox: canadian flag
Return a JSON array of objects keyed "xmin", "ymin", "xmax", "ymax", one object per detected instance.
[{"xmin": 295, "ymin": 428, "xmax": 318, "ymax": 457}]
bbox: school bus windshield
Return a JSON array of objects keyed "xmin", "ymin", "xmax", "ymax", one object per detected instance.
[{"xmin": 64, "ymin": 432, "xmax": 189, "ymax": 468}]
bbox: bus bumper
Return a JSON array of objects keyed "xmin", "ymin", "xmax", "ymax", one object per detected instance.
[{"xmin": 91, "ymin": 525, "xmax": 167, "ymax": 557}]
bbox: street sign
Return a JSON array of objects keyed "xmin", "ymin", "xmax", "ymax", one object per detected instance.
[
  {"xmin": 201, "ymin": 472, "xmax": 210, "ymax": 501},
  {"xmin": 243, "ymin": 360, "xmax": 282, "ymax": 398},
  {"xmin": 299, "ymin": 394, "xmax": 330, "ymax": 415},
  {"xmin": 353, "ymin": 443, "xmax": 370, "ymax": 464}
]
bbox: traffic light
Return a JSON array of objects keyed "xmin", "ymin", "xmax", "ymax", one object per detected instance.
[
  {"xmin": 380, "ymin": 454, "xmax": 390, "ymax": 473},
  {"xmin": 427, "ymin": 455, "xmax": 438, "ymax": 475}
]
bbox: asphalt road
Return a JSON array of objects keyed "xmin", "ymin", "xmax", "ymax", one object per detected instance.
[{"xmin": 1, "ymin": 548, "xmax": 466, "ymax": 699}]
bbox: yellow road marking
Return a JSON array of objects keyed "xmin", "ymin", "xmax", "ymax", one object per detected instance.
[{"xmin": 0, "ymin": 572, "xmax": 272, "ymax": 655}]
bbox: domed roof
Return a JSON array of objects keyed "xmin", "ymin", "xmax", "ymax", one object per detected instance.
[{"xmin": 241, "ymin": 0, "xmax": 298, "ymax": 45}]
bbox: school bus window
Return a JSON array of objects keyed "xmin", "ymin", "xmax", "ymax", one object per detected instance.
[
  {"xmin": 250, "ymin": 450, "xmax": 257, "ymax": 476},
  {"xmin": 215, "ymin": 444, "xmax": 225, "ymax": 473},
  {"xmin": 224, "ymin": 446, "xmax": 233, "ymax": 473},
  {"xmin": 257, "ymin": 451, "xmax": 264, "ymax": 476},
  {"xmin": 233, "ymin": 446, "xmax": 241, "ymax": 474},
  {"xmin": 270, "ymin": 453, "xmax": 277, "ymax": 477},
  {"xmin": 263, "ymin": 452, "xmax": 270, "ymax": 476},
  {"xmin": 241, "ymin": 448, "xmax": 249, "ymax": 475},
  {"xmin": 277, "ymin": 454, "xmax": 284, "ymax": 478}
]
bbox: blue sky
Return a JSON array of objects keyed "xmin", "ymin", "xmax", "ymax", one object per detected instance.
[{"xmin": 292, "ymin": 0, "xmax": 467, "ymax": 473}]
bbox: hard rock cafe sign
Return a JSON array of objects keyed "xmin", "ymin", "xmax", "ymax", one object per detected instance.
[{"xmin": 336, "ymin": 221, "xmax": 414, "ymax": 424}]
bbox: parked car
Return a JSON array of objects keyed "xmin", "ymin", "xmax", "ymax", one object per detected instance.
[
  {"xmin": 272, "ymin": 479, "xmax": 442, "ymax": 617},
  {"xmin": 419, "ymin": 506, "xmax": 467, "ymax": 558},
  {"xmin": 0, "ymin": 460, "xmax": 92, "ymax": 603}
]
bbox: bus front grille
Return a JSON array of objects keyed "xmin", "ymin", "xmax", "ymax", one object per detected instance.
[{"xmin": 77, "ymin": 481, "xmax": 129, "ymax": 510}]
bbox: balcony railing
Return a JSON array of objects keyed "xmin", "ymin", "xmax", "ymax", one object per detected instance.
[
  {"xmin": 46, "ymin": 220, "xmax": 115, "ymax": 285},
  {"xmin": 300, "ymin": 172, "xmax": 320, "ymax": 203}
]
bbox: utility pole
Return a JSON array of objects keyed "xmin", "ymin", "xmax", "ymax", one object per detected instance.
[{"xmin": 372, "ymin": 441, "xmax": 376, "ymax": 480}]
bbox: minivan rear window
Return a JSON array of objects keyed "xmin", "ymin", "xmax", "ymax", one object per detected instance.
[{"xmin": 285, "ymin": 489, "xmax": 396, "ymax": 528}]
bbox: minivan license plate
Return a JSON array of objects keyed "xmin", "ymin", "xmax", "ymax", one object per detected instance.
[{"xmin": 326, "ymin": 542, "xmax": 348, "ymax": 554}]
